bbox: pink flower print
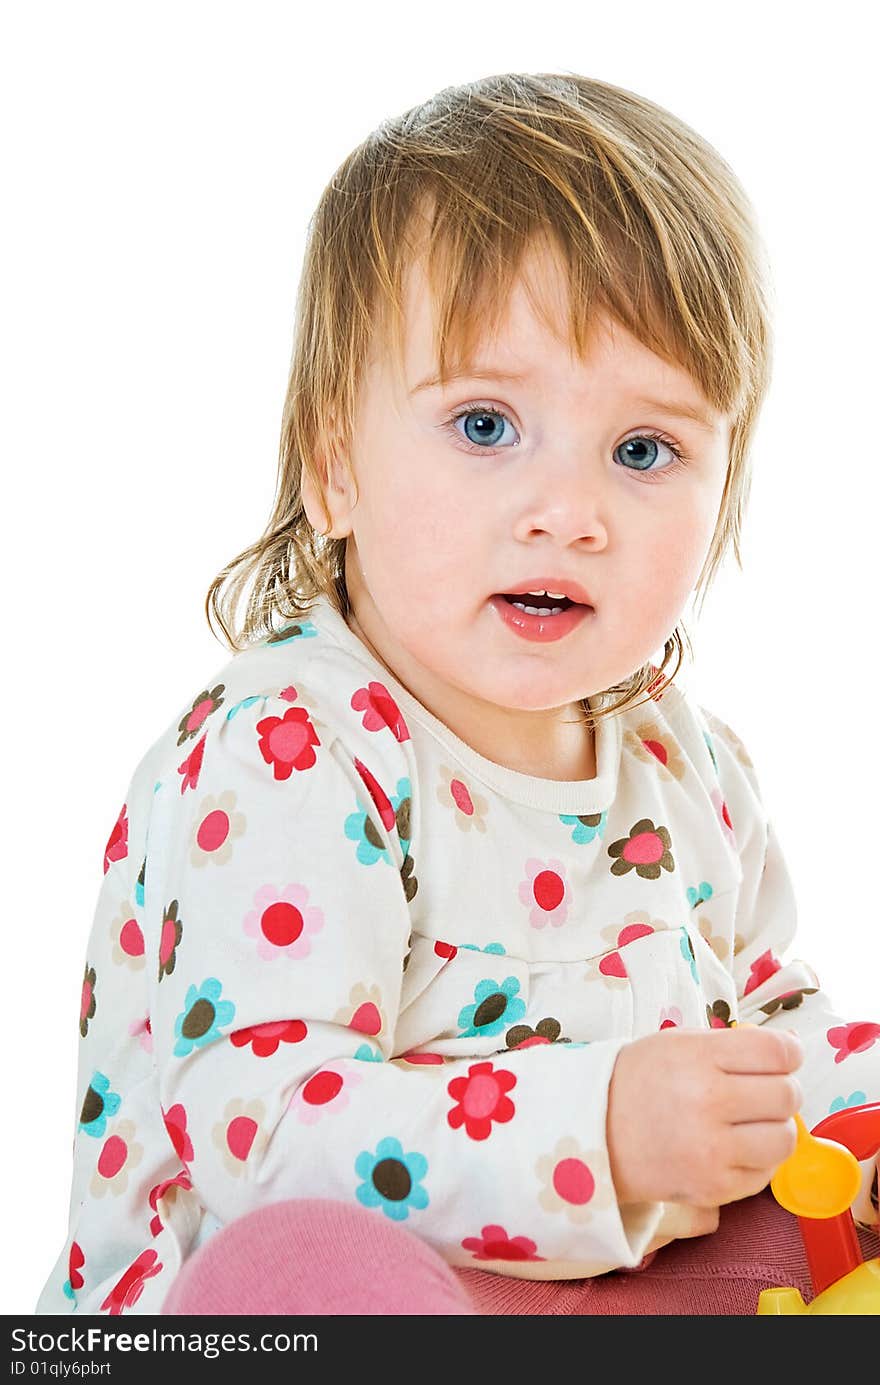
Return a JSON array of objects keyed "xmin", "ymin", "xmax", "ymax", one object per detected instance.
[
  {"xmin": 129, "ymin": 1015, "xmax": 153, "ymax": 1054},
  {"xmin": 659, "ymin": 1006, "xmax": 683, "ymax": 1030},
  {"xmin": 351, "ymin": 682, "xmax": 410, "ymax": 742},
  {"xmin": 257, "ymin": 704, "xmax": 321, "ymax": 778},
  {"xmin": 743, "ymin": 948, "xmax": 782, "ymax": 996},
  {"xmin": 243, "ymin": 883, "xmax": 323, "ymax": 961},
  {"xmin": 460, "ymin": 1225, "xmax": 545, "ymax": 1263},
  {"xmin": 100, "ymin": 1249, "xmax": 162, "ymax": 1315},
  {"xmin": 289, "ymin": 1063, "xmax": 363, "ymax": 1125},
  {"xmin": 103, "ymin": 803, "xmax": 129, "ymax": 875},
  {"xmin": 67, "ymin": 1241, "xmax": 85, "ymax": 1292},
  {"xmin": 826, "ymin": 1021, "xmax": 880, "ymax": 1064},
  {"xmin": 624, "ymin": 721, "xmax": 686, "ymax": 780},
  {"xmin": 710, "ymin": 785, "xmax": 737, "ymax": 850},
  {"xmin": 518, "ymin": 859, "xmax": 570, "ymax": 929},
  {"xmin": 162, "ymin": 1103, "xmax": 194, "ymax": 1165}
]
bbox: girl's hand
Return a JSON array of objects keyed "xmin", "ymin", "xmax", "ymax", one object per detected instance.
[{"xmin": 606, "ymin": 1026, "xmax": 803, "ymax": 1208}]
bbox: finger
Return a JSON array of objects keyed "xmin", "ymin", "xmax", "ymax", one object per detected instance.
[
  {"xmin": 728, "ymin": 1118, "xmax": 798, "ymax": 1171},
  {"xmin": 713, "ymin": 1027, "xmax": 803, "ymax": 1075},
  {"xmin": 722, "ymin": 1073, "xmax": 802, "ymax": 1123}
]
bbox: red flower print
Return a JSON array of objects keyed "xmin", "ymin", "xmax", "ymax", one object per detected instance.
[
  {"xmin": 177, "ymin": 734, "xmax": 207, "ymax": 794},
  {"xmin": 162, "ymin": 1104, "xmax": 194, "ymax": 1164},
  {"xmin": 257, "ymin": 705, "xmax": 321, "ymax": 778},
  {"xmin": 608, "ymin": 819, "xmax": 674, "ymax": 880},
  {"xmin": 68, "ymin": 1241, "xmax": 85, "ymax": 1291},
  {"xmin": 434, "ymin": 940, "xmax": 457, "ymax": 960},
  {"xmin": 230, "ymin": 1019, "xmax": 307, "ymax": 1057},
  {"xmin": 351, "ymin": 682, "xmax": 410, "ymax": 742},
  {"xmin": 743, "ymin": 949, "xmax": 782, "ymax": 996},
  {"xmin": 826, "ymin": 1021, "xmax": 880, "ymax": 1064},
  {"xmin": 103, "ymin": 803, "xmax": 129, "ymax": 875},
  {"xmin": 599, "ymin": 951, "xmax": 627, "ymax": 978},
  {"xmin": 176, "ymin": 685, "xmax": 225, "ymax": 747},
  {"xmin": 461, "ymin": 1225, "xmax": 545, "ymax": 1262},
  {"xmin": 100, "ymin": 1249, "xmax": 162, "ymax": 1315},
  {"xmin": 447, "ymin": 1061, "xmax": 516, "ymax": 1141},
  {"xmin": 80, "ymin": 965, "xmax": 97, "ymax": 1037},
  {"xmin": 354, "ymin": 757, "xmax": 397, "ymax": 831},
  {"xmin": 148, "ymin": 1170, "xmax": 193, "ymax": 1236}
]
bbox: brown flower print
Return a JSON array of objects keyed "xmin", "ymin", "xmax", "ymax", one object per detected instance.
[
  {"xmin": 176, "ymin": 685, "xmax": 226, "ymax": 747},
  {"xmin": 80, "ymin": 965, "xmax": 97, "ymax": 1038},
  {"xmin": 436, "ymin": 766, "xmax": 489, "ymax": 833},
  {"xmin": 401, "ymin": 854, "xmax": 418, "ymax": 902},
  {"xmin": 624, "ymin": 721, "xmax": 686, "ymax": 781},
  {"xmin": 608, "ymin": 819, "xmax": 674, "ymax": 880},
  {"xmin": 760, "ymin": 987, "xmax": 818, "ymax": 1016},
  {"xmin": 158, "ymin": 901, "xmax": 183, "ymax": 981},
  {"xmin": 707, "ymin": 1000, "xmax": 734, "ymax": 1029},
  {"xmin": 506, "ymin": 1018, "xmax": 571, "ymax": 1049}
]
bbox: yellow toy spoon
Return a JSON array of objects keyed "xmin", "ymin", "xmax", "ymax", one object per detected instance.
[{"xmin": 770, "ymin": 1112, "xmax": 862, "ymax": 1219}]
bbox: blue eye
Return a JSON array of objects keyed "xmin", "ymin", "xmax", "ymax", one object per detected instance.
[
  {"xmin": 449, "ymin": 407, "xmax": 518, "ymax": 450},
  {"xmin": 614, "ymin": 433, "xmax": 689, "ymax": 480}
]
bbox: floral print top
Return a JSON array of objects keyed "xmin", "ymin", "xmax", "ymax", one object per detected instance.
[{"xmin": 37, "ymin": 595, "xmax": 880, "ymax": 1314}]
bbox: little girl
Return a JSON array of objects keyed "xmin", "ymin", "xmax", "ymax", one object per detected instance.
[{"xmin": 38, "ymin": 70, "xmax": 880, "ymax": 1317}]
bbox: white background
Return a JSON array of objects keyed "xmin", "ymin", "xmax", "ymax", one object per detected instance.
[{"xmin": 2, "ymin": 0, "xmax": 877, "ymax": 1316}]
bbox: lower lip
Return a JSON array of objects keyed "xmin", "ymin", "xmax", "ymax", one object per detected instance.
[{"xmin": 489, "ymin": 596, "xmax": 593, "ymax": 643}]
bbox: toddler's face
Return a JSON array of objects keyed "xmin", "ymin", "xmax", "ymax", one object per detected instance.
[{"xmin": 307, "ymin": 236, "xmax": 730, "ymax": 764}]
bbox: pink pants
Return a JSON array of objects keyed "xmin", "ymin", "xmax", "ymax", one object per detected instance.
[{"xmin": 161, "ymin": 1190, "xmax": 879, "ymax": 1316}]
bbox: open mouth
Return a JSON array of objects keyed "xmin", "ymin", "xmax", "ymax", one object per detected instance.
[{"xmin": 498, "ymin": 593, "xmax": 583, "ymax": 615}]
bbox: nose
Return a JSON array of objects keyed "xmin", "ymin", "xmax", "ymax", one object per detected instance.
[{"xmin": 512, "ymin": 452, "xmax": 609, "ymax": 548}]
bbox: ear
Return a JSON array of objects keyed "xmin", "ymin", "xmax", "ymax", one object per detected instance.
[{"xmin": 302, "ymin": 448, "xmax": 358, "ymax": 539}]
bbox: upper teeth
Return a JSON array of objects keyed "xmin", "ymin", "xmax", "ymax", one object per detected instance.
[{"xmin": 525, "ymin": 589, "xmax": 566, "ymax": 599}]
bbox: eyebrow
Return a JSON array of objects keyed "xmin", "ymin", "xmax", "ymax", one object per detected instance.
[{"xmin": 411, "ymin": 370, "xmax": 719, "ymax": 432}]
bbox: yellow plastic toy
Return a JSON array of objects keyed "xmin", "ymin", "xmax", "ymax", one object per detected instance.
[{"xmin": 757, "ymin": 1101, "xmax": 880, "ymax": 1314}]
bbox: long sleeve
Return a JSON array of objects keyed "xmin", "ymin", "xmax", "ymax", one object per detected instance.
[
  {"xmin": 704, "ymin": 711, "xmax": 880, "ymax": 1231},
  {"xmin": 144, "ymin": 688, "xmax": 665, "ymax": 1275}
]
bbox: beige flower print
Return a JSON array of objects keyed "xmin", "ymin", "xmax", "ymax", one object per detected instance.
[
  {"xmin": 212, "ymin": 1099, "xmax": 269, "ymax": 1178},
  {"xmin": 109, "ymin": 902, "xmax": 146, "ymax": 971},
  {"xmin": 623, "ymin": 721, "xmax": 687, "ymax": 781},
  {"xmin": 535, "ymin": 1137, "xmax": 615, "ymax": 1225},
  {"xmin": 436, "ymin": 766, "xmax": 489, "ymax": 833},
  {"xmin": 90, "ymin": 1120, "xmax": 143, "ymax": 1198},
  {"xmin": 189, "ymin": 790, "xmax": 247, "ymax": 868},
  {"xmin": 333, "ymin": 983, "xmax": 386, "ymax": 1040}
]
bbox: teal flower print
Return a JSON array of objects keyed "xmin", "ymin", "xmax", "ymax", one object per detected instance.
[
  {"xmin": 226, "ymin": 695, "xmax": 263, "ymax": 721},
  {"xmin": 680, "ymin": 930, "xmax": 699, "ymax": 985},
  {"xmin": 829, "ymin": 1091, "xmax": 867, "ymax": 1114},
  {"xmin": 355, "ymin": 1136, "xmax": 429, "ymax": 1221},
  {"xmin": 354, "ymin": 1043, "xmax": 384, "ymax": 1062},
  {"xmin": 458, "ymin": 977, "xmax": 527, "ymax": 1039},
  {"xmin": 173, "ymin": 979, "xmax": 236, "ymax": 1057},
  {"xmin": 686, "ymin": 881, "xmax": 714, "ymax": 908},
  {"xmin": 704, "ymin": 730, "xmax": 718, "ymax": 774},
  {"xmin": 79, "ymin": 1072, "xmax": 121, "ymax": 1138},
  {"xmin": 559, "ymin": 810, "xmax": 607, "ymax": 844},
  {"xmin": 460, "ymin": 942, "xmax": 507, "ymax": 955},
  {"xmin": 344, "ymin": 777, "xmax": 412, "ymax": 866}
]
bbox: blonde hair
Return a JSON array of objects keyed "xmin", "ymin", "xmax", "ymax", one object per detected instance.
[{"xmin": 205, "ymin": 70, "xmax": 774, "ymax": 731}]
